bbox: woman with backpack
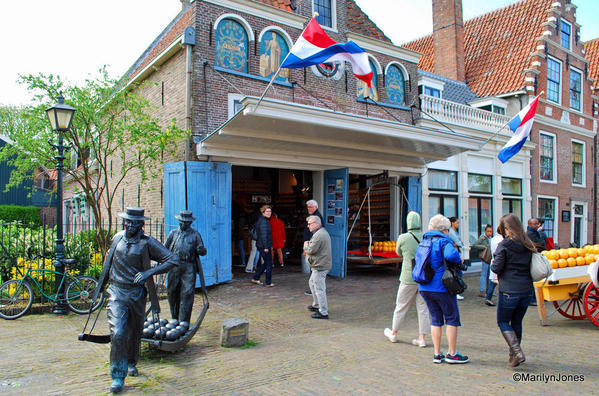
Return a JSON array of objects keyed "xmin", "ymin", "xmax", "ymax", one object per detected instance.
[
  {"xmin": 491, "ymin": 214, "xmax": 536, "ymax": 367},
  {"xmin": 417, "ymin": 214, "xmax": 469, "ymax": 364},
  {"xmin": 383, "ymin": 211, "xmax": 431, "ymax": 347}
]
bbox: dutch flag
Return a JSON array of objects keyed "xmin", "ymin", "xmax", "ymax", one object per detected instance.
[
  {"xmin": 281, "ymin": 18, "xmax": 373, "ymax": 87},
  {"xmin": 498, "ymin": 95, "xmax": 540, "ymax": 163}
]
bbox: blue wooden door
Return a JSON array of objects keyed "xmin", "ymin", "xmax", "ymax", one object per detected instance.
[
  {"xmin": 186, "ymin": 161, "xmax": 232, "ymax": 286},
  {"xmin": 164, "ymin": 161, "xmax": 232, "ymax": 287},
  {"xmin": 323, "ymin": 168, "xmax": 348, "ymax": 278},
  {"xmin": 164, "ymin": 162, "xmax": 187, "ymax": 238}
]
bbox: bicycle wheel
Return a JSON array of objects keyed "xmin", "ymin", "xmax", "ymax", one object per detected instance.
[
  {"xmin": 0, "ymin": 279, "xmax": 34, "ymax": 320},
  {"xmin": 66, "ymin": 275, "xmax": 104, "ymax": 314}
]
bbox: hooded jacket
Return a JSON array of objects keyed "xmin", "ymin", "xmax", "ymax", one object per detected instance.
[
  {"xmin": 491, "ymin": 238, "xmax": 534, "ymax": 294},
  {"xmin": 416, "ymin": 230, "xmax": 462, "ymax": 293},
  {"xmin": 396, "ymin": 211, "xmax": 423, "ymax": 285}
]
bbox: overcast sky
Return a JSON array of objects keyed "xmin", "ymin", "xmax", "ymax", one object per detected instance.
[{"xmin": 1, "ymin": 0, "xmax": 597, "ymax": 106}]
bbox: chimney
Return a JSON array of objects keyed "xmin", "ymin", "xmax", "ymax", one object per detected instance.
[{"xmin": 432, "ymin": 0, "xmax": 466, "ymax": 81}]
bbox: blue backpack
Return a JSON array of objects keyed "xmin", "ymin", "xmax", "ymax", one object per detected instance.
[{"xmin": 412, "ymin": 236, "xmax": 437, "ymax": 284}]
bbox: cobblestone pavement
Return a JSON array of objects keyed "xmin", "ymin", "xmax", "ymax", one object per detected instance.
[{"xmin": 1, "ymin": 265, "xmax": 597, "ymax": 395}]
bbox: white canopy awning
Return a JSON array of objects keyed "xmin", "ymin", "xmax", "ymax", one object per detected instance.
[{"xmin": 197, "ymin": 97, "xmax": 485, "ymax": 174}]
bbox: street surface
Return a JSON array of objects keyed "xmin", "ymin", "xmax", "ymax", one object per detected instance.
[{"xmin": 1, "ymin": 266, "xmax": 596, "ymax": 395}]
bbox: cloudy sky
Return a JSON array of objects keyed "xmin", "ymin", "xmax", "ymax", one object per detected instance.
[{"xmin": 1, "ymin": 0, "xmax": 597, "ymax": 106}]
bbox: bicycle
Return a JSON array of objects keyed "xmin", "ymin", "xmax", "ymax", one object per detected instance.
[{"xmin": 0, "ymin": 251, "xmax": 104, "ymax": 320}]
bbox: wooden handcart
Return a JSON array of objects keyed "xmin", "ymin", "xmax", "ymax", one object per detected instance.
[
  {"xmin": 346, "ymin": 250, "xmax": 402, "ymax": 272},
  {"xmin": 534, "ymin": 264, "xmax": 599, "ymax": 328}
]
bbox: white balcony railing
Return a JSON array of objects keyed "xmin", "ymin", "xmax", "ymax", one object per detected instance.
[{"xmin": 419, "ymin": 94, "xmax": 510, "ymax": 132}]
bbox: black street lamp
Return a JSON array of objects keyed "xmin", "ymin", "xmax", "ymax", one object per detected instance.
[{"xmin": 46, "ymin": 93, "xmax": 76, "ymax": 315}]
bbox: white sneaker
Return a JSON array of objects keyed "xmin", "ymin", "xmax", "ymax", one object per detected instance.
[
  {"xmin": 456, "ymin": 294, "xmax": 464, "ymax": 300},
  {"xmin": 384, "ymin": 328, "xmax": 399, "ymax": 343},
  {"xmin": 411, "ymin": 338, "xmax": 427, "ymax": 348}
]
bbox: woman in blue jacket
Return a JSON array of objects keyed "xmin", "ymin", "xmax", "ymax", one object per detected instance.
[{"xmin": 418, "ymin": 214, "xmax": 469, "ymax": 364}]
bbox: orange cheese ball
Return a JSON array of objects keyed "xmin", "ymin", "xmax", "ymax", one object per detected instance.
[
  {"xmin": 557, "ymin": 258, "xmax": 568, "ymax": 268},
  {"xmin": 566, "ymin": 257, "xmax": 577, "ymax": 267}
]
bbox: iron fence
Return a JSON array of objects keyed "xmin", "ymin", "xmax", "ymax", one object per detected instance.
[{"xmin": 0, "ymin": 217, "xmax": 166, "ymax": 288}]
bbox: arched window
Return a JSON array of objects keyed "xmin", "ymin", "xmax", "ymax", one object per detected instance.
[
  {"xmin": 259, "ymin": 30, "xmax": 290, "ymax": 83},
  {"xmin": 356, "ymin": 59, "xmax": 379, "ymax": 101},
  {"xmin": 215, "ymin": 18, "xmax": 249, "ymax": 73},
  {"xmin": 386, "ymin": 64, "xmax": 407, "ymax": 106}
]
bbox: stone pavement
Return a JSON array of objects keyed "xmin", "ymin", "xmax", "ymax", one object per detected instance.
[{"xmin": 1, "ymin": 265, "xmax": 597, "ymax": 395}]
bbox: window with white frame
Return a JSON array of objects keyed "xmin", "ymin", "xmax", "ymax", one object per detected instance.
[
  {"xmin": 314, "ymin": 0, "xmax": 334, "ymax": 28},
  {"xmin": 547, "ymin": 57, "xmax": 561, "ymax": 104},
  {"xmin": 424, "ymin": 86, "xmax": 441, "ymax": 98},
  {"xmin": 538, "ymin": 197, "xmax": 556, "ymax": 238},
  {"xmin": 570, "ymin": 68, "xmax": 582, "ymax": 111},
  {"xmin": 572, "ymin": 141, "xmax": 584, "ymax": 185},
  {"xmin": 428, "ymin": 169, "xmax": 458, "ymax": 220},
  {"xmin": 501, "ymin": 177, "xmax": 522, "ymax": 219},
  {"xmin": 539, "ymin": 133, "xmax": 555, "ymax": 181},
  {"xmin": 561, "ymin": 20, "xmax": 572, "ymax": 50}
]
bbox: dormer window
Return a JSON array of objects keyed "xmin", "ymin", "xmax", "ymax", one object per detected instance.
[
  {"xmin": 418, "ymin": 76, "xmax": 445, "ymax": 98},
  {"xmin": 469, "ymin": 96, "xmax": 508, "ymax": 115},
  {"xmin": 561, "ymin": 19, "xmax": 572, "ymax": 50},
  {"xmin": 424, "ymin": 86, "xmax": 441, "ymax": 98}
]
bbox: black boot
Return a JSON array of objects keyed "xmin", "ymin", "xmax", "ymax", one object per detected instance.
[{"xmin": 502, "ymin": 331, "xmax": 525, "ymax": 367}]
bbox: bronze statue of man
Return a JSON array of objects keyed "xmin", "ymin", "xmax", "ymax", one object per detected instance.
[
  {"xmin": 96, "ymin": 207, "xmax": 179, "ymax": 394},
  {"xmin": 165, "ymin": 210, "xmax": 207, "ymax": 323}
]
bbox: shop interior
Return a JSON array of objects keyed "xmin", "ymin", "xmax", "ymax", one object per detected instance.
[{"xmin": 231, "ymin": 165, "xmax": 410, "ymax": 275}]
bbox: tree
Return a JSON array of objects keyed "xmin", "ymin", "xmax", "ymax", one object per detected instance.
[{"xmin": 0, "ymin": 68, "xmax": 185, "ymax": 255}]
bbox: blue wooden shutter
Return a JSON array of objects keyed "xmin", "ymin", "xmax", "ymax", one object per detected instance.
[{"xmin": 323, "ymin": 168, "xmax": 349, "ymax": 278}]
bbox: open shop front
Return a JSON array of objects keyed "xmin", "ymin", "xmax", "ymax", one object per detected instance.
[{"xmin": 164, "ymin": 96, "xmax": 485, "ymax": 285}]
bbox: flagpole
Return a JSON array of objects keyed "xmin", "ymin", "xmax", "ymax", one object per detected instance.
[
  {"xmin": 479, "ymin": 92, "xmax": 543, "ymax": 147},
  {"xmin": 253, "ymin": 13, "xmax": 319, "ymax": 112}
]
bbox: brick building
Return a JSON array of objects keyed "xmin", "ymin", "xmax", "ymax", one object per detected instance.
[
  {"xmin": 584, "ymin": 37, "xmax": 599, "ymax": 244},
  {"xmin": 405, "ymin": 0, "xmax": 596, "ymax": 248},
  {"xmin": 65, "ymin": 0, "xmax": 490, "ymax": 284}
]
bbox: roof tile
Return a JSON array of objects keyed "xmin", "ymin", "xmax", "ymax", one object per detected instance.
[
  {"xmin": 585, "ymin": 38, "xmax": 599, "ymax": 93},
  {"xmin": 403, "ymin": 0, "xmax": 553, "ymax": 97}
]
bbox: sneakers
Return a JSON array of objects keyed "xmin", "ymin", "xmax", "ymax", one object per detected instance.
[
  {"xmin": 308, "ymin": 305, "xmax": 319, "ymax": 312},
  {"xmin": 250, "ymin": 279, "xmax": 262, "ymax": 285},
  {"xmin": 265, "ymin": 283, "xmax": 275, "ymax": 287},
  {"xmin": 245, "ymin": 269, "xmax": 255, "ymax": 273},
  {"xmin": 433, "ymin": 353, "xmax": 445, "ymax": 364},
  {"xmin": 304, "ymin": 290, "xmax": 312, "ymax": 296},
  {"xmin": 456, "ymin": 294, "xmax": 464, "ymax": 300},
  {"xmin": 311, "ymin": 312, "xmax": 329, "ymax": 319},
  {"xmin": 485, "ymin": 299, "xmax": 496, "ymax": 306},
  {"xmin": 127, "ymin": 364, "xmax": 138, "ymax": 377},
  {"xmin": 383, "ymin": 328, "xmax": 399, "ymax": 343},
  {"xmin": 411, "ymin": 338, "xmax": 427, "ymax": 348},
  {"xmin": 445, "ymin": 352, "xmax": 470, "ymax": 364}
]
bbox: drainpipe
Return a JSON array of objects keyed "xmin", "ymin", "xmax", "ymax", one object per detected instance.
[{"xmin": 183, "ymin": 26, "xmax": 195, "ymax": 162}]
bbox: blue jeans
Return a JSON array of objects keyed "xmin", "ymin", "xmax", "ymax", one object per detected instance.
[
  {"xmin": 480, "ymin": 261, "xmax": 489, "ymax": 292},
  {"xmin": 486, "ymin": 278, "xmax": 497, "ymax": 300},
  {"xmin": 236, "ymin": 239, "xmax": 246, "ymax": 267},
  {"xmin": 253, "ymin": 249, "xmax": 273, "ymax": 285},
  {"xmin": 497, "ymin": 291, "xmax": 531, "ymax": 339}
]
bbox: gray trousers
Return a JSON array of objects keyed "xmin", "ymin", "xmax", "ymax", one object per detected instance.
[
  {"xmin": 309, "ymin": 269, "xmax": 329, "ymax": 315},
  {"xmin": 391, "ymin": 282, "xmax": 430, "ymax": 335}
]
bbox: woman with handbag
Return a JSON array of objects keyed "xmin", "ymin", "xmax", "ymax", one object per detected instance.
[
  {"xmin": 491, "ymin": 214, "xmax": 536, "ymax": 367},
  {"xmin": 472, "ymin": 225, "xmax": 493, "ymax": 299},
  {"xmin": 418, "ymin": 214, "xmax": 470, "ymax": 364}
]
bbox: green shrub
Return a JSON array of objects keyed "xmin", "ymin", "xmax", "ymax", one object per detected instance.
[{"xmin": 0, "ymin": 205, "xmax": 41, "ymax": 225}]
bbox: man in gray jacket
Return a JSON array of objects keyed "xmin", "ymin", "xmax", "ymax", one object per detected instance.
[{"xmin": 303, "ymin": 215, "xmax": 332, "ymax": 319}]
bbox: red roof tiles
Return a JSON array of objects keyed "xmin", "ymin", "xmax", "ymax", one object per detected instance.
[
  {"xmin": 254, "ymin": 0, "xmax": 294, "ymax": 12},
  {"xmin": 404, "ymin": 0, "xmax": 553, "ymax": 97},
  {"xmin": 585, "ymin": 38, "xmax": 599, "ymax": 93},
  {"xmin": 346, "ymin": 0, "xmax": 392, "ymax": 43}
]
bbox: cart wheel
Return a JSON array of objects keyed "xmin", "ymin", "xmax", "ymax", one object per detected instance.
[
  {"xmin": 552, "ymin": 283, "xmax": 588, "ymax": 320},
  {"xmin": 583, "ymin": 283, "xmax": 599, "ymax": 328}
]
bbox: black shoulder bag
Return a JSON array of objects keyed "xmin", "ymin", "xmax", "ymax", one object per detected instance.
[
  {"xmin": 409, "ymin": 232, "xmax": 421, "ymax": 270},
  {"xmin": 441, "ymin": 257, "xmax": 467, "ymax": 296}
]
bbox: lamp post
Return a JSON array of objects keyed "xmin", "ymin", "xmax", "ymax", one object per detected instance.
[{"xmin": 46, "ymin": 93, "xmax": 76, "ymax": 315}]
